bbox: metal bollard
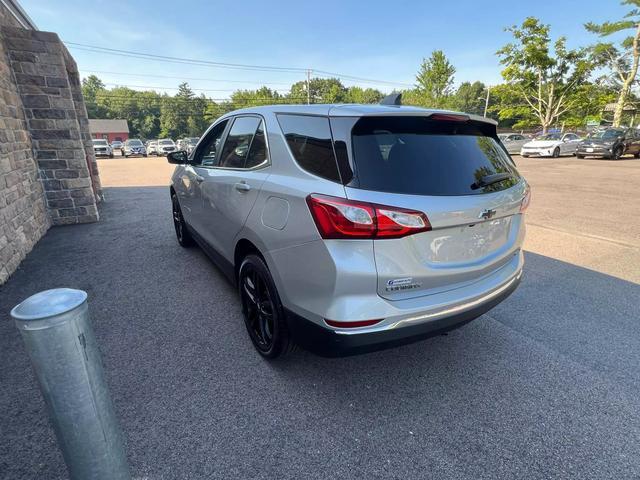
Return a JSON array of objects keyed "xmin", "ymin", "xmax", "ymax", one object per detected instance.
[{"xmin": 11, "ymin": 288, "xmax": 131, "ymax": 480}]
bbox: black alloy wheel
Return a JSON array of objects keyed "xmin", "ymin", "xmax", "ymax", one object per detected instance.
[
  {"xmin": 171, "ymin": 194, "xmax": 194, "ymax": 247},
  {"xmin": 239, "ymin": 255, "xmax": 294, "ymax": 358},
  {"xmin": 612, "ymin": 146, "xmax": 623, "ymax": 160}
]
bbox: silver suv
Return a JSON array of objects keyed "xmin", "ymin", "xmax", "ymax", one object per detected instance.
[{"xmin": 168, "ymin": 104, "xmax": 529, "ymax": 358}]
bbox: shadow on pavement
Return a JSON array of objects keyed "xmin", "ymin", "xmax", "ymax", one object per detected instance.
[{"xmin": 1, "ymin": 186, "xmax": 639, "ymax": 479}]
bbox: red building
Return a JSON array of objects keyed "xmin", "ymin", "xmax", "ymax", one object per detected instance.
[{"xmin": 88, "ymin": 119, "xmax": 129, "ymax": 143}]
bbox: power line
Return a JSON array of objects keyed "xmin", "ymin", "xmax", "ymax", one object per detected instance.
[
  {"xmin": 66, "ymin": 41, "xmax": 412, "ymax": 88},
  {"xmin": 79, "ymin": 69, "xmax": 292, "ymax": 86},
  {"xmin": 66, "ymin": 42, "xmax": 305, "ymax": 73},
  {"xmin": 101, "ymin": 82, "xmax": 290, "ymax": 93}
]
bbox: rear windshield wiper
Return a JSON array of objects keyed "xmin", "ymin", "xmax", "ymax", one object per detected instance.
[{"xmin": 470, "ymin": 172, "xmax": 513, "ymax": 190}]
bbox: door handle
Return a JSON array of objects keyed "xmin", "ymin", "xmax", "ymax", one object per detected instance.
[
  {"xmin": 195, "ymin": 175, "xmax": 204, "ymax": 183},
  {"xmin": 235, "ymin": 181, "xmax": 251, "ymax": 192}
]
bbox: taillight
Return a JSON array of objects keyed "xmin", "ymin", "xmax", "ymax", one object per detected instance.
[
  {"xmin": 520, "ymin": 184, "xmax": 531, "ymax": 212},
  {"xmin": 428, "ymin": 113, "xmax": 469, "ymax": 122},
  {"xmin": 306, "ymin": 194, "xmax": 431, "ymax": 239}
]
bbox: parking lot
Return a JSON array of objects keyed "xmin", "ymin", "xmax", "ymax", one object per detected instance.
[{"xmin": 1, "ymin": 155, "xmax": 639, "ymax": 479}]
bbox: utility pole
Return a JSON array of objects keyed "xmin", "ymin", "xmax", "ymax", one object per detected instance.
[
  {"xmin": 306, "ymin": 69, "xmax": 311, "ymax": 105},
  {"xmin": 483, "ymin": 85, "xmax": 491, "ymax": 118}
]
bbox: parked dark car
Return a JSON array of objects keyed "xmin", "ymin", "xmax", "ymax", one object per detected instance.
[{"xmin": 576, "ymin": 128, "xmax": 640, "ymax": 159}]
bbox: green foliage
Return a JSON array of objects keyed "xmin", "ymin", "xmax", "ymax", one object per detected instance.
[
  {"xmin": 497, "ymin": 17, "xmax": 592, "ymax": 132},
  {"xmin": 412, "ymin": 50, "xmax": 456, "ymax": 108},
  {"xmin": 584, "ymin": 0, "xmax": 640, "ymax": 126},
  {"xmin": 450, "ymin": 81, "xmax": 487, "ymax": 115}
]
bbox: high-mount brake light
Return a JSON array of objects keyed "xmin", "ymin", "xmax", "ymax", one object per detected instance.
[
  {"xmin": 429, "ymin": 113, "xmax": 469, "ymax": 122},
  {"xmin": 306, "ymin": 194, "xmax": 431, "ymax": 240}
]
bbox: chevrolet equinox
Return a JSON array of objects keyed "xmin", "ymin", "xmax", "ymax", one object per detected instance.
[{"xmin": 168, "ymin": 104, "xmax": 529, "ymax": 358}]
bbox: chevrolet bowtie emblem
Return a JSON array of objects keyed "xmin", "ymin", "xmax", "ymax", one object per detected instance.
[{"xmin": 479, "ymin": 208, "xmax": 497, "ymax": 220}]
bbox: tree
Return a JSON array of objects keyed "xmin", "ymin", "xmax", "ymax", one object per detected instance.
[
  {"xmin": 288, "ymin": 78, "xmax": 346, "ymax": 104},
  {"xmin": 488, "ymin": 83, "xmax": 538, "ymax": 130},
  {"xmin": 413, "ymin": 50, "xmax": 456, "ymax": 108},
  {"xmin": 344, "ymin": 86, "xmax": 383, "ymax": 104},
  {"xmin": 81, "ymin": 75, "xmax": 107, "ymax": 118},
  {"xmin": 451, "ymin": 81, "xmax": 487, "ymax": 115},
  {"xmin": 585, "ymin": 1, "xmax": 640, "ymax": 127},
  {"xmin": 497, "ymin": 17, "xmax": 592, "ymax": 133}
]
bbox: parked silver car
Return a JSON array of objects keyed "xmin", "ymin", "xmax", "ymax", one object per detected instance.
[
  {"xmin": 498, "ymin": 133, "xmax": 532, "ymax": 154},
  {"xmin": 122, "ymin": 138, "xmax": 147, "ymax": 158},
  {"xmin": 168, "ymin": 105, "xmax": 529, "ymax": 358}
]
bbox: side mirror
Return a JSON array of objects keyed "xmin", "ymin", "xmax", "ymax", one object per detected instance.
[{"xmin": 167, "ymin": 150, "xmax": 188, "ymax": 164}]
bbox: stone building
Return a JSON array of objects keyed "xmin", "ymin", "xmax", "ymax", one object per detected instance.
[{"xmin": 0, "ymin": 0, "xmax": 101, "ymax": 284}]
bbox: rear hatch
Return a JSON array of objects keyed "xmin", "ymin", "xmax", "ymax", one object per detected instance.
[{"xmin": 338, "ymin": 114, "xmax": 527, "ymax": 301}]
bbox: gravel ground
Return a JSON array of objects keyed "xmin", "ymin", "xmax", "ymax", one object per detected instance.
[{"xmin": 1, "ymin": 184, "xmax": 639, "ymax": 479}]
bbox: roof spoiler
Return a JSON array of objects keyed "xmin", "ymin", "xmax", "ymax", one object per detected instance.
[{"xmin": 380, "ymin": 93, "xmax": 402, "ymax": 106}]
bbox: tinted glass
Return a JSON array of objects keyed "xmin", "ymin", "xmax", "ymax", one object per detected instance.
[
  {"xmin": 194, "ymin": 120, "xmax": 228, "ymax": 167},
  {"xmin": 538, "ymin": 134, "xmax": 561, "ymax": 141},
  {"xmin": 127, "ymin": 139, "xmax": 142, "ymax": 146},
  {"xmin": 159, "ymin": 139, "xmax": 173, "ymax": 145},
  {"xmin": 219, "ymin": 116, "xmax": 261, "ymax": 168},
  {"xmin": 590, "ymin": 129, "xmax": 623, "ymax": 139},
  {"xmin": 350, "ymin": 116, "xmax": 520, "ymax": 196},
  {"xmin": 277, "ymin": 114, "xmax": 340, "ymax": 182},
  {"xmin": 245, "ymin": 121, "xmax": 268, "ymax": 168},
  {"xmin": 93, "ymin": 139, "xmax": 108, "ymax": 145}
]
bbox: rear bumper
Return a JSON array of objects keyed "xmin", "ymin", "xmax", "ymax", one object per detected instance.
[{"xmin": 286, "ymin": 268, "xmax": 522, "ymax": 357}]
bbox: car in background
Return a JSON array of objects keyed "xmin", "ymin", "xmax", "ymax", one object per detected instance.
[
  {"xmin": 498, "ymin": 133, "xmax": 532, "ymax": 155},
  {"xmin": 167, "ymin": 104, "xmax": 528, "ymax": 358},
  {"xmin": 184, "ymin": 137, "xmax": 199, "ymax": 154},
  {"xmin": 123, "ymin": 138, "xmax": 147, "ymax": 158},
  {"xmin": 576, "ymin": 127, "xmax": 640, "ymax": 159},
  {"xmin": 147, "ymin": 141, "xmax": 158, "ymax": 156},
  {"xmin": 92, "ymin": 138, "xmax": 113, "ymax": 158},
  {"xmin": 156, "ymin": 139, "xmax": 177, "ymax": 156},
  {"xmin": 176, "ymin": 139, "xmax": 187, "ymax": 151},
  {"xmin": 111, "ymin": 140, "xmax": 123, "ymax": 152},
  {"xmin": 520, "ymin": 132, "xmax": 581, "ymax": 158}
]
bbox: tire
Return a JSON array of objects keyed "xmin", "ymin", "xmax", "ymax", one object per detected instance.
[
  {"xmin": 171, "ymin": 194, "xmax": 194, "ymax": 247},
  {"xmin": 522, "ymin": 154, "xmax": 529, "ymax": 158},
  {"xmin": 577, "ymin": 155, "xmax": 585, "ymax": 159},
  {"xmin": 634, "ymin": 152, "xmax": 639, "ymax": 159},
  {"xmin": 238, "ymin": 254, "xmax": 295, "ymax": 359},
  {"xmin": 109, "ymin": 153, "xmax": 114, "ymax": 158},
  {"xmin": 143, "ymin": 154, "xmax": 148, "ymax": 157},
  {"xmin": 552, "ymin": 147, "xmax": 560, "ymax": 158},
  {"xmin": 124, "ymin": 154, "xmax": 129, "ymax": 158},
  {"xmin": 612, "ymin": 147, "xmax": 623, "ymax": 160}
]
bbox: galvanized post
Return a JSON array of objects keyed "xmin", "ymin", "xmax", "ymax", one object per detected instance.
[{"xmin": 10, "ymin": 288, "xmax": 131, "ymax": 480}]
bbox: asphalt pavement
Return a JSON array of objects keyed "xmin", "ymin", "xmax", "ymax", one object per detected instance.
[{"xmin": 1, "ymin": 184, "xmax": 639, "ymax": 479}]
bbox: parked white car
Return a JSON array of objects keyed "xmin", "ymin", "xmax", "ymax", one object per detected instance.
[
  {"xmin": 520, "ymin": 133, "xmax": 581, "ymax": 158},
  {"xmin": 92, "ymin": 139, "xmax": 113, "ymax": 158}
]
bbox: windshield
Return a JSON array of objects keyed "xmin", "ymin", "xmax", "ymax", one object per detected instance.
[
  {"xmin": 589, "ymin": 129, "xmax": 623, "ymax": 139},
  {"xmin": 187, "ymin": 138, "xmax": 199, "ymax": 145},
  {"xmin": 537, "ymin": 134, "xmax": 561, "ymax": 141},
  {"xmin": 92, "ymin": 139, "xmax": 108, "ymax": 146},
  {"xmin": 127, "ymin": 140, "xmax": 143, "ymax": 146},
  {"xmin": 349, "ymin": 116, "xmax": 520, "ymax": 196},
  {"xmin": 159, "ymin": 139, "xmax": 174, "ymax": 145}
]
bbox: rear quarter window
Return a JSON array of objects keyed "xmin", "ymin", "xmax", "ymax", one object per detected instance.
[
  {"xmin": 277, "ymin": 114, "xmax": 341, "ymax": 182},
  {"xmin": 349, "ymin": 116, "xmax": 520, "ymax": 196}
]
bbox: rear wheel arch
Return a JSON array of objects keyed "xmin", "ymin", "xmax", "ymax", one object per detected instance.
[{"xmin": 234, "ymin": 239, "xmax": 265, "ymax": 285}]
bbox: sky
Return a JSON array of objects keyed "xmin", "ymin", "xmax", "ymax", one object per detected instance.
[{"xmin": 20, "ymin": 0, "xmax": 629, "ymax": 99}]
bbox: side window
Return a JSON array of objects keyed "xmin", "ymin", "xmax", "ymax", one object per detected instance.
[
  {"xmin": 245, "ymin": 121, "xmax": 268, "ymax": 169},
  {"xmin": 194, "ymin": 120, "xmax": 228, "ymax": 167},
  {"xmin": 277, "ymin": 114, "xmax": 341, "ymax": 182},
  {"xmin": 219, "ymin": 116, "xmax": 261, "ymax": 168}
]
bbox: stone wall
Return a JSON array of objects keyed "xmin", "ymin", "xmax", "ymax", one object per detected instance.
[
  {"xmin": 0, "ymin": 5, "xmax": 101, "ymax": 284},
  {"xmin": 0, "ymin": 14, "xmax": 48, "ymax": 283}
]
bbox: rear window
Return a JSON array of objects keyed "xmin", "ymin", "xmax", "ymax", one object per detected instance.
[
  {"xmin": 277, "ymin": 114, "xmax": 340, "ymax": 182},
  {"xmin": 349, "ymin": 116, "xmax": 520, "ymax": 196}
]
